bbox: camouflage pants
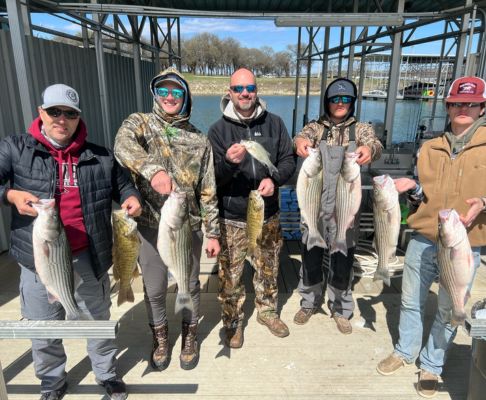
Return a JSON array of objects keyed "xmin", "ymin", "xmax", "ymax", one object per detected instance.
[{"xmin": 218, "ymin": 214, "xmax": 283, "ymax": 328}]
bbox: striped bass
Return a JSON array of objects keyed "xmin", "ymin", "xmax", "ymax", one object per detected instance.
[
  {"xmin": 331, "ymin": 152, "xmax": 361, "ymax": 256},
  {"xmin": 32, "ymin": 199, "xmax": 81, "ymax": 320},
  {"xmin": 438, "ymin": 209, "xmax": 474, "ymax": 326},
  {"xmin": 240, "ymin": 140, "xmax": 278, "ymax": 176},
  {"xmin": 372, "ymin": 175, "xmax": 401, "ymax": 286},
  {"xmin": 157, "ymin": 191, "xmax": 193, "ymax": 313},
  {"xmin": 296, "ymin": 147, "xmax": 326, "ymax": 250},
  {"xmin": 247, "ymin": 190, "xmax": 265, "ymax": 257},
  {"xmin": 112, "ymin": 210, "xmax": 140, "ymax": 306}
]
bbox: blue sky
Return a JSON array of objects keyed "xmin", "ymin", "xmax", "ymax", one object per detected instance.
[{"xmin": 29, "ymin": 14, "xmax": 478, "ymax": 56}]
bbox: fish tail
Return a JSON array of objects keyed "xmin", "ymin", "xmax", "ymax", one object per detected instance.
[
  {"xmin": 117, "ymin": 286, "xmax": 135, "ymax": 306},
  {"xmin": 330, "ymin": 240, "xmax": 348, "ymax": 256},
  {"xmin": 451, "ymin": 311, "xmax": 467, "ymax": 327},
  {"xmin": 306, "ymin": 232, "xmax": 327, "ymax": 251},
  {"xmin": 269, "ymin": 164, "xmax": 278, "ymax": 176},
  {"xmin": 373, "ymin": 268, "xmax": 391, "ymax": 287},
  {"xmin": 66, "ymin": 307, "xmax": 93, "ymax": 321},
  {"xmin": 174, "ymin": 293, "xmax": 194, "ymax": 314}
]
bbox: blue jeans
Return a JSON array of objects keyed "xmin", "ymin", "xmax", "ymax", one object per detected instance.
[{"xmin": 394, "ymin": 233, "xmax": 480, "ymax": 376}]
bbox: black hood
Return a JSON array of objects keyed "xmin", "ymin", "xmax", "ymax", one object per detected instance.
[{"xmin": 322, "ymin": 77, "xmax": 358, "ymax": 121}]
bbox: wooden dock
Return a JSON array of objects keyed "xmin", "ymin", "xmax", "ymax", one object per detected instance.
[{"xmin": 1, "ymin": 241, "xmax": 484, "ymax": 399}]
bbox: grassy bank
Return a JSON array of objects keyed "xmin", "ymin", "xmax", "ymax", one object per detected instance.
[{"xmin": 184, "ymin": 74, "xmax": 323, "ymax": 95}]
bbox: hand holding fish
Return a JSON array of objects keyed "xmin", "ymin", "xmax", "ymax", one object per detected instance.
[
  {"xmin": 258, "ymin": 177, "xmax": 274, "ymax": 197},
  {"xmin": 460, "ymin": 197, "xmax": 485, "ymax": 228},
  {"xmin": 6, "ymin": 189, "xmax": 39, "ymax": 216},
  {"xmin": 393, "ymin": 177, "xmax": 417, "ymax": 194},
  {"xmin": 355, "ymin": 145, "xmax": 372, "ymax": 165},
  {"xmin": 151, "ymin": 170, "xmax": 173, "ymax": 195},
  {"xmin": 121, "ymin": 195, "xmax": 142, "ymax": 217},
  {"xmin": 226, "ymin": 143, "xmax": 246, "ymax": 164},
  {"xmin": 205, "ymin": 238, "xmax": 220, "ymax": 258},
  {"xmin": 294, "ymin": 137, "xmax": 313, "ymax": 158}
]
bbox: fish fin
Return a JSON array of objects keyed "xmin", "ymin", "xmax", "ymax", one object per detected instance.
[
  {"xmin": 269, "ymin": 165, "xmax": 278, "ymax": 176},
  {"xmin": 133, "ymin": 264, "xmax": 140, "ymax": 278},
  {"xmin": 306, "ymin": 232, "xmax": 327, "ymax": 251},
  {"xmin": 67, "ymin": 309, "xmax": 93, "ymax": 321},
  {"xmin": 451, "ymin": 311, "xmax": 467, "ymax": 327},
  {"xmin": 112, "ymin": 264, "xmax": 120, "ymax": 281},
  {"xmin": 73, "ymin": 271, "xmax": 82, "ymax": 291},
  {"xmin": 169, "ymin": 229, "xmax": 176, "ymax": 242},
  {"xmin": 46, "ymin": 290, "xmax": 60, "ymax": 304},
  {"xmin": 373, "ymin": 269, "xmax": 391, "ymax": 287},
  {"xmin": 117, "ymin": 286, "xmax": 135, "ymax": 306},
  {"xmin": 41, "ymin": 241, "xmax": 50, "ymax": 258},
  {"xmin": 174, "ymin": 293, "xmax": 194, "ymax": 314},
  {"xmin": 330, "ymin": 241, "xmax": 348, "ymax": 256}
]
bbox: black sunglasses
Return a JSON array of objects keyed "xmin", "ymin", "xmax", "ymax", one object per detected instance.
[
  {"xmin": 230, "ymin": 85, "xmax": 257, "ymax": 93},
  {"xmin": 44, "ymin": 107, "xmax": 80, "ymax": 119}
]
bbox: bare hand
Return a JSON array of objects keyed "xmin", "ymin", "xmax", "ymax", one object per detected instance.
[
  {"xmin": 205, "ymin": 238, "xmax": 220, "ymax": 258},
  {"xmin": 460, "ymin": 197, "xmax": 484, "ymax": 228},
  {"xmin": 355, "ymin": 145, "xmax": 372, "ymax": 165},
  {"xmin": 295, "ymin": 137, "xmax": 312, "ymax": 158},
  {"xmin": 151, "ymin": 170, "xmax": 172, "ymax": 195},
  {"xmin": 393, "ymin": 178, "xmax": 417, "ymax": 194},
  {"xmin": 121, "ymin": 195, "xmax": 142, "ymax": 217},
  {"xmin": 7, "ymin": 189, "xmax": 39, "ymax": 217},
  {"xmin": 258, "ymin": 178, "xmax": 275, "ymax": 197},
  {"xmin": 225, "ymin": 143, "xmax": 246, "ymax": 164}
]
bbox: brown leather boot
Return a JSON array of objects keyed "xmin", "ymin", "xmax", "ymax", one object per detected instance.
[
  {"xmin": 150, "ymin": 323, "xmax": 170, "ymax": 370},
  {"xmin": 256, "ymin": 312, "xmax": 290, "ymax": 338},
  {"xmin": 180, "ymin": 322, "xmax": 199, "ymax": 370},
  {"xmin": 225, "ymin": 321, "xmax": 244, "ymax": 348}
]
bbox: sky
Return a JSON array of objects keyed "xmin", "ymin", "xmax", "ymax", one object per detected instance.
[{"xmin": 29, "ymin": 14, "xmax": 478, "ymax": 57}]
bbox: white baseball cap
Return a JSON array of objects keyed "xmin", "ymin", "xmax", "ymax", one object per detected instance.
[{"xmin": 41, "ymin": 84, "xmax": 81, "ymax": 112}]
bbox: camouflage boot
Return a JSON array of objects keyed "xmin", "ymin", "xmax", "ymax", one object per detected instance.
[
  {"xmin": 150, "ymin": 323, "xmax": 170, "ymax": 370},
  {"xmin": 180, "ymin": 322, "xmax": 199, "ymax": 370}
]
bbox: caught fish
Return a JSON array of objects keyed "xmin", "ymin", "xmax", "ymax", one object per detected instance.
[
  {"xmin": 112, "ymin": 210, "xmax": 140, "ymax": 306},
  {"xmin": 331, "ymin": 152, "xmax": 362, "ymax": 256},
  {"xmin": 32, "ymin": 199, "xmax": 81, "ymax": 319},
  {"xmin": 157, "ymin": 191, "xmax": 193, "ymax": 313},
  {"xmin": 296, "ymin": 147, "xmax": 326, "ymax": 250},
  {"xmin": 372, "ymin": 175, "xmax": 401, "ymax": 286},
  {"xmin": 438, "ymin": 209, "xmax": 474, "ymax": 326},
  {"xmin": 240, "ymin": 140, "xmax": 278, "ymax": 176},
  {"xmin": 247, "ymin": 190, "xmax": 265, "ymax": 257}
]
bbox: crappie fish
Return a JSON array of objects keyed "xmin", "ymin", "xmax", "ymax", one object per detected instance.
[
  {"xmin": 247, "ymin": 190, "xmax": 265, "ymax": 257},
  {"xmin": 372, "ymin": 175, "xmax": 401, "ymax": 286},
  {"xmin": 296, "ymin": 147, "xmax": 326, "ymax": 250},
  {"xmin": 112, "ymin": 210, "xmax": 140, "ymax": 306},
  {"xmin": 240, "ymin": 140, "xmax": 278, "ymax": 176},
  {"xmin": 331, "ymin": 152, "xmax": 361, "ymax": 256},
  {"xmin": 32, "ymin": 199, "xmax": 81, "ymax": 319},
  {"xmin": 438, "ymin": 208, "xmax": 474, "ymax": 326},
  {"xmin": 157, "ymin": 191, "xmax": 193, "ymax": 313}
]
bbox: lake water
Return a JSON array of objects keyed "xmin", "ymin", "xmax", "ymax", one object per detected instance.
[{"xmin": 191, "ymin": 95, "xmax": 447, "ymax": 144}]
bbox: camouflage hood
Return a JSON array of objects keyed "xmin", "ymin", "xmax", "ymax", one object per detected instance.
[
  {"xmin": 220, "ymin": 94, "xmax": 267, "ymax": 124},
  {"xmin": 150, "ymin": 67, "xmax": 193, "ymax": 124}
]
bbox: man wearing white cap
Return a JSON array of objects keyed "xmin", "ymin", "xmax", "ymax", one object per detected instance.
[
  {"xmin": 377, "ymin": 76, "xmax": 486, "ymax": 398},
  {"xmin": 0, "ymin": 83, "xmax": 141, "ymax": 400}
]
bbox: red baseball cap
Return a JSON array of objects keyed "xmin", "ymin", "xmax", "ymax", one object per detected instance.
[{"xmin": 446, "ymin": 76, "xmax": 486, "ymax": 103}]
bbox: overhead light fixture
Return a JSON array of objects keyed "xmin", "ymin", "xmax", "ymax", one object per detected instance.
[{"xmin": 275, "ymin": 14, "xmax": 404, "ymax": 27}]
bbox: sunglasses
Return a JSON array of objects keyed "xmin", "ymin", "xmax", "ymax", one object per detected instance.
[
  {"xmin": 44, "ymin": 107, "xmax": 80, "ymax": 119},
  {"xmin": 448, "ymin": 102, "xmax": 482, "ymax": 108},
  {"xmin": 329, "ymin": 96, "xmax": 353, "ymax": 104},
  {"xmin": 155, "ymin": 87, "xmax": 185, "ymax": 99},
  {"xmin": 230, "ymin": 85, "xmax": 257, "ymax": 93}
]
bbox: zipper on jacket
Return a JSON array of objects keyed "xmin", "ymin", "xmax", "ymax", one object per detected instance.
[{"xmin": 246, "ymin": 124, "xmax": 257, "ymax": 188}]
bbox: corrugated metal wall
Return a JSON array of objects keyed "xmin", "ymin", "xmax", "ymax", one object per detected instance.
[{"xmin": 0, "ymin": 30, "xmax": 157, "ymax": 251}]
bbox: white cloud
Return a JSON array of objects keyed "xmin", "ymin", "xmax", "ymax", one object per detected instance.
[
  {"xmin": 63, "ymin": 23, "xmax": 81, "ymax": 33},
  {"xmin": 181, "ymin": 18, "xmax": 279, "ymax": 35}
]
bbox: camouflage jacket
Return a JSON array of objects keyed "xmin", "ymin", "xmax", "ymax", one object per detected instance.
[
  {"xmin": 294, "ymin": 116, "xmax": 383, "ymax": 161},
  {"xmin": 114, "ymin": 69, "xmax": 219, "ymax": 238}
]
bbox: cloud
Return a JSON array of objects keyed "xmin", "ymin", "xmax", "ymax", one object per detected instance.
[
  {"xmin": 63, "ymin": 23, "xmax": 81, "ymax": 33},
  {"xmin": 181, "ymin": 18, "xmax": 279, "ymax": 35}
]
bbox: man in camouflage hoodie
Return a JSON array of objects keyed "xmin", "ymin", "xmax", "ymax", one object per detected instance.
[{"xmin": 114, "ymin": 67, "xmax": 220, "ymax": 371}]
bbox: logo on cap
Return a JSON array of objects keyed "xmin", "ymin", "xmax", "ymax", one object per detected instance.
[
  {"xmin": 458, "ymin": 82, "xmax": 477, "ymax": 95},
  {"xmin": 65, "ymin": 89, "xmax": 78, "ymax": 103},
  {"xmin": 337, "ymin": 83, "xmax": 347, "ymax": 92}
]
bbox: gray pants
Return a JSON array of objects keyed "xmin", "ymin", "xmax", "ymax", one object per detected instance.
[
  {"xmin": 297, "ymin": 246, "xmax": 355, "ymax": 319},
  {"xmin": 138, "ymin": 225, "xmax": 203, "ymax": 326},
  {"xmin": 19, "ymin": 250, "xmax": 117, "ymax": 393}
]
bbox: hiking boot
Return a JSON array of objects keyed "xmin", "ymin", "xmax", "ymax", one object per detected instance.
[
  {"xmin": 376, "ymin": 353, "xmax": 408, "ymax": 376},
  {"xmin": 293, "ymin": 307, "xmax": 317, "ymax": 325},
  {"xmin": 257, "ymin": 313, "xmax": 290, "ymax": 338},
  {"xmin": 225, "ymin": 321, "xmax": 244, "ymax": 348},
  {"xmin": 180, "ymin": 322, "xmax": 199, "ymax": 370},
  {"xmin": 417, "ymin": 369, "xmax": 439, "ymax": 398},
  {"xmin": 333, "ymin": 314, "xmax": 352, "ymax": 334},
  {"xmin": 39, "ymin": 383, "xmax": 67, "ymax": 400},
  {"xmin": 96, "ymin": 378, "xmax": 127, "ymax": 400},
  {"xmin": 150, "ymin": 323, "xmax": 170, "ymax": 370}
]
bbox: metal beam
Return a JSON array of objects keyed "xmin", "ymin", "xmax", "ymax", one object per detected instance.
[{"xmin": 6, "ymin": 0, "xmax": 35, "ymax": 131}]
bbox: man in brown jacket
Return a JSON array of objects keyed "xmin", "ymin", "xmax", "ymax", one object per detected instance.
[{"xmin": 376, "ymin": 76, "xmax": 486, "ymax": 398}]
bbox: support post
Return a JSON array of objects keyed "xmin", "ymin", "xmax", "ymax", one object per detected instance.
[{"xmin": 292, "ymin": 28, "xmax": 302, "ymax": 137}]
